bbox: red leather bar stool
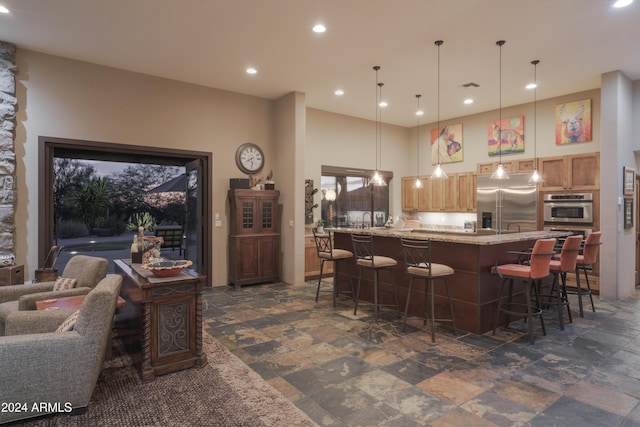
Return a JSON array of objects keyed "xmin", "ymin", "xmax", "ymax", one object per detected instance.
[
  {"xmin": 400, "ymin": 237, "xmax": 456, "ymax": 342},
  {"xmin": 568, "ymin": 231, "xmax": 601, "ymax": 317},
  {"xmin": 544, "ymin": 235, "xmax": 583, "ymax": 330},
  {"xmin": 492, "ymin": 238, "xmax": 556, "ymax": 344},
  {"xmin": 312, "ymin": 228, "xmax": 355, "ymax": 307},
  {"xmin": 351, "ymin": 233, "xmax": 400, "ymax": 320}
]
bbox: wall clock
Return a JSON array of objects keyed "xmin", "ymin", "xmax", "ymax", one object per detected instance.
[{"xmin": 235, "ymin": 143, "xmax": 265, "ymax": 175}]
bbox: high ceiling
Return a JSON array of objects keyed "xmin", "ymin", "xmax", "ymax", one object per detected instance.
[{"xmin": 1, "ymin": 0, "xmax": 639, "ymax": 127}]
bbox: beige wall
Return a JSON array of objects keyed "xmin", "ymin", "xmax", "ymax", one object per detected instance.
[
  {"xmin": 407, "ymin": 88, "xmax": 602, "ymax": 178},
  {"xmin": 15, "ymin": 50, "xmax": 277, "ymax": 286}
]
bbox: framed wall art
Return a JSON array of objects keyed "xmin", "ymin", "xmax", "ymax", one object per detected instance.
[
  {"xmin": 624, "ymin": 166, "xmax": 635, "ymax": 196},
  {"xmin": 487, "ymin": 116, "xmax": 524, "ymax": 156},
  {"xmin": 430, "ymin": 123, "xmax": 463, "ymax": 164},
  {"xmin": 624, "ymin": 197, "xmax": 633, "ymax": 229},
  {"xmin": 555, "ymin": 98, "xmax": 592, "ymax": 145}
]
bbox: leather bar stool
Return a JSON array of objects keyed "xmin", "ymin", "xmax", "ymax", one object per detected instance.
[
  {"xmin": 568, "ymin": 231, "xmax": 601, "ymax": 317},
  {"xmin": 544, "ymin": 235, "xmax": 583, "ymax": 330},
  {"xmin": 492, "ymin": 238, "xmax": 556, "ymax": 344},
  {"xmin": 312, "ymin": 228, "xmax": 355, "ymax": 307},
  {"xmin": 400, "ymin": 237, "xmax": 456, "ymax": 342},
  {"xmin": 351, "ymin": 233, "xmax": 400, "ymax": 320}
]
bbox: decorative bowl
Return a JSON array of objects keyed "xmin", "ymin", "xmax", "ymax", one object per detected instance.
[{"xmin": 142, "ymin": 260, "xmax": 192, "ymax": 277}]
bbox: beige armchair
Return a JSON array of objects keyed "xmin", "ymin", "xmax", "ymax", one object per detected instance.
[
  {"xmin": 0, "ymin": 255, "xmax": 108, "ymax": 335},
  {"xmin": 0, "ymin": 274, "xmax": 123, "ymax": 424}
]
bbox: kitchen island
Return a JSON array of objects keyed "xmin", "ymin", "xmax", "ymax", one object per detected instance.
[{"xmin": 331, "ymin": 228, "xmax": 569, "ymax": 334}]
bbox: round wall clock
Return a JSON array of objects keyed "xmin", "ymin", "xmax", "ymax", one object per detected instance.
[{"xmin": 235, "ymin": 143, "xmax": 265, "ymax": 175}]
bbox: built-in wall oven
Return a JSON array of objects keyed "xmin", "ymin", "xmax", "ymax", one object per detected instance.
[{"xmin": 543, "ymin": 193, "xmax": 593, "ymax": 224}]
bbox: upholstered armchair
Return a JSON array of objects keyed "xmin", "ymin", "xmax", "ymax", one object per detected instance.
[
  {"xmin": 0, "ymin": 274, "xmax": 123, "ymax": 424},
  {"xmin": 0, "ymin": 255, "xmax": 108, "ymax": 335}
]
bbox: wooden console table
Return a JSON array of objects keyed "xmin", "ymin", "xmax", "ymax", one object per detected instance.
[{"xmin": 114, "ymin": 259, "xmax": 207, "ymax": 381}]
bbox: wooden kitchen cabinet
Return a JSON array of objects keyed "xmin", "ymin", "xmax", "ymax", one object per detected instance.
[
  {"xmin": 456, "ymin": 172, "xmax": 477, "ymax": 212},
  {"xmin": 401, "ymin": 176, "xmax": 430, "ymax": 212},
  {"xmin": 538, "ymin": 152, "xmax": 600, "ymax": 191},
  {"xmin": 477, "ymin": 160, "xmax": 515, "ymax": 175},
  {"xmin": 430, "ymin": 175, "xmax": 458, "ymax": 211},
  {"xmin": 228, "ymin": 189, "xmax": 280, "ymax": 288}
]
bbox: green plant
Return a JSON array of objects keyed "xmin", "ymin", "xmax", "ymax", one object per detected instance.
[
  {"xmin": 69, "ymin": 177, "xmax": 110, "ymax": 229},
  {"xmin": 126, "ymin": 212, "xmax": 157, "ymax": 232},
  {"xmin": 316, "ymin": 219, "xmax": 325, "ymax": 227},
  {"xmin": 58, "ymin": 220, "xmax": 90, "ymax": 239}
]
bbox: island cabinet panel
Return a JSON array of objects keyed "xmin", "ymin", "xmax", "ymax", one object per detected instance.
[
  {"xmin": 228, "ymin": 189, "xmax": 280, "ymax": 288},
  {"xmin": 332, "ymin": 230, "xmax": 561, "ymax": 334}
]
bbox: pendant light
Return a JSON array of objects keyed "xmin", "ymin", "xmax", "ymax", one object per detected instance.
[
  {"xmin": 528, "ymin": 59, "xmax": 544, "ymax": 184},
  {"xmin": 414, "ymin": 94, "xmax": 423, "ymax": 188},
  {"xmin": 490, "ymin": 40, "xmax": 510, "ymax": 180},
  {"xmin": 372, "ymin": 66, "xmax": 386, "ymax": 186},
  {"xmin": 431, "ymin": 40, "xmax": 448, "ymax": 180}
]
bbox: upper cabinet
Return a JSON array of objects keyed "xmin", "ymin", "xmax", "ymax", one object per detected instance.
[
  {"xmin": 538, "ymin": 152, "xmax": 600, "ymax": 191},
  {"xmin": 477, "ymin": 159, "xmax": 534, "ymax": 176},
  {"xmin": 402, "ymin": 173, "xmax": 476, "ymax": 213}
]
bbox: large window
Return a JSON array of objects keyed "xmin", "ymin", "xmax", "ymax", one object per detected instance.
[{"xmin": 320, "ymin": 166, "xmax": 391, "ymax": 228}]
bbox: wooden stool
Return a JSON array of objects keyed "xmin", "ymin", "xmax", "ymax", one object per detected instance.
[
  {"xmin": 568, "ymin": 232, "xmax": 601, "ymax": 317},
  {"xmin": 545, "ymin": 235, "xmax": 583, "ymax": 330}
]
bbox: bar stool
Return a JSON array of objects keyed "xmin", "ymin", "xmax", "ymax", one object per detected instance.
[
  {"xmin": 544, "ymin": 235, "xmax": 583, "ymax": 330},
  {"xmin": 400, "ymin": 237, "xmax": 456, "ymax": 342},
  {"xmin": 568, "ymin": 231, "xmax": 601, "ymax": 317},
  {"xmin": 492, "ymin": 238, "xmax": 556, "ymax": 344},
  {"xmin": 351, "ymin": 233, "xmax": 400, "ymax": 319},
  {"xmin": 312, "ymin": 228, "xmax": 355, "ymax": 307}
]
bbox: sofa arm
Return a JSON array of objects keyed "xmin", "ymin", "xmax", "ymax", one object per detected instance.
[
  {"xmin": 0, "ymin": 282, "xmax": 56, "ymax": 303},
  {"xmin": 4, "ymin": 309, "xmax": 75, "ymax": 335},
  {"xmin": 18, "ymin": 287, "xmax": 92, "ymax": 310}
]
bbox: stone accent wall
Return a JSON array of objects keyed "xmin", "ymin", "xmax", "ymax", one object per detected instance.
[{"xmin": 0, "ymin": 41, "xmax": 17, "ymax": 254}]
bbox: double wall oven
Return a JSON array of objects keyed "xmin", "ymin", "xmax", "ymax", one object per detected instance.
[{"xmin": 543, "ymin": 193, "xmax": 593, "ymax": 242}]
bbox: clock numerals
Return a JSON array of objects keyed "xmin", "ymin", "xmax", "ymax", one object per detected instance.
[{"xmin": 236, "ymin": 143, "xmax": 264, "ymax": 174}]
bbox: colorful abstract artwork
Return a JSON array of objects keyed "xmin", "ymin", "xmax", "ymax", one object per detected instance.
[
  {"xmin": 555, "ymin": 99, "xmax": 592, "ymax": 145},
  {"xmin": 487, "ymin": 115, "xmax": 524, "ymax": 156},
  {"xmin": 430, "ymin": 123, "xmax": 463, "ymax": 164}
]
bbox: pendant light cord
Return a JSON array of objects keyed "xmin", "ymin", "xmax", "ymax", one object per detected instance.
[
  {"xmin": 436, "ymin": 40, "xmax": 442, "ymax": 166},
  {"xmin": 416, "ymin": 94, "xmax": 421, "ymax": 176},
  {"xmin": 379, "ymin": 82, "xmax": 384, "ymax": 171},
  {"xmin": 532, "ymin": 60, "xmax": 539, "ymax": 162},
  {"xmin": 497, "ymin": 40, "xmax": 504, "ymax": 165}
]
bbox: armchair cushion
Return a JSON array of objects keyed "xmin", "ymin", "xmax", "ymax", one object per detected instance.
[
  {"xmin": 53, "ymin": 277, "xmax": 77, "ymax": 291},
  {"xmin": 56, "ymin": 310, "xmax": 80, "ymax": 332}
]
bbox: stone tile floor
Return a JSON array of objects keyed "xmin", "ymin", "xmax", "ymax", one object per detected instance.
[{"xmin": 203, "ymin": 280, "xmax": 640, "ymax": 426}]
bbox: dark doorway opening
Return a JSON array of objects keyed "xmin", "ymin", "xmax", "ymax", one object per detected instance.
[{"xmin": 38, "ymin": 136, "xmax": 212, "ymax": 285}]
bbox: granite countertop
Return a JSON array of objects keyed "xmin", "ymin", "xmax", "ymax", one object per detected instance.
[{"xmin": 329, "ymin": 227, "xmax": 570, "ymax": 246}]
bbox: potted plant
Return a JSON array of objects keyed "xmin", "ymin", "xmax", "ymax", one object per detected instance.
[{"xmin": 316, "ymin": 219, "xmax": 325, "ymax": 233}]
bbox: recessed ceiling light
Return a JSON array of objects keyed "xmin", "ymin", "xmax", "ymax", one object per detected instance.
[
  {"xmin": 379, "ymin": 101, "xmax": 388, "ymax": 107},
  {"xmin": 415, "ymin": 110, "xmax": 424, "ymax": 116},
  {"xmin": 463, "ymin": 98, "xmax": 474, "ymax": 104},
  {"xmin": 526, "ymin": 83, "xmax": 537, "ymax": 90},
  {"xmin": 0, "ymin": 6, "xmax": 9, "ymax": 13},
  {"xmin": 246, "ymin": 67, "xmax": 257, "ymax": 75},
  {"xmin": 334, "ymin": 89, "xmax": 344, "ymax": 96},
  {"xmin": 312, "ymin": 24, "xmax": 326, "ymax": 33},
  {"xmin": 613, "ymin": 0, "xmax": 633, "ymax": 7}
]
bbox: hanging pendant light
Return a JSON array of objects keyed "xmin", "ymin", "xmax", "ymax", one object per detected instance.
[
  {"xmin": 528, "ymin": 59, "xmax": 544, "ymax": 184},
  {"xmin": 414, "ymin": 94, "xmax": 423, "ymax": 188},
  {"xmin": 372, "ymin": 66, "xmax": 386, "ymax": 186},
  {"xmin": 490, "ymin": 40, "xmax": 510, "ymax": 180},
  {"xmin": 431, "ymin": 40, "xmax": 448, "ymax": 180}
]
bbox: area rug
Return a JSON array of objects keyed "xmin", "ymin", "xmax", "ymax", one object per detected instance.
[{"xmin": 14, "ymin": 332, "xmax": 317, "ymax": 426}]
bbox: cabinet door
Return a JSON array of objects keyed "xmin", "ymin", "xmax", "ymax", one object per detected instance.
[
  {"xmin": 417, "ymin": 176, "xmax": 430, "ymax": 211},
  {"xmin": 568, "ymin": 153, "xmax": 599, "ymax": 190},
  {"xmin": 237, "ymin": 238, "xmax": 259, "ymax": 280},
  {"xmin": 259, "ymin": 196, "xmax": 278, "ymax": 232},
  {"xmin": 538, "ymin": 156, "xmax": 568, "ymax": 190},
  {"xmin": 402, "ymin": 177, "xmax": 418, "ymax": 211},
  {"xmin": 443, "ymin": 176, "xmax": 458, "ymax": 211},
  {"xmin": 235, "ymin": 196, "xmax": 258, "ymax": 234},
  {"xmin": 258, "ymin": 236, "xmax": 278, "ymax": 278},
  {"xmin": 430, "ymin": 179, "xmax": 445, "ymax": 211},
  {"xmin": 457, "ymin": 172, "xmax": 477, "ymax": 212}
]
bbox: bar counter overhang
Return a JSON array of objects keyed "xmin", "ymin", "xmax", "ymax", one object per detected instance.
[{"xmin": 332, "ymin": 228, "xmax": 570, "ymax": 335}]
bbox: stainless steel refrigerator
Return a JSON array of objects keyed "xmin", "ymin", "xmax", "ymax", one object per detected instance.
[{"xmin": 477, "ymin": 173, "xmax": 538, "ymax": 234}]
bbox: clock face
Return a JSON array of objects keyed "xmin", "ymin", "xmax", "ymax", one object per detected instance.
[{"xmin": 235, "ymin": 143, "xmax": 265, "ymax": 175}]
